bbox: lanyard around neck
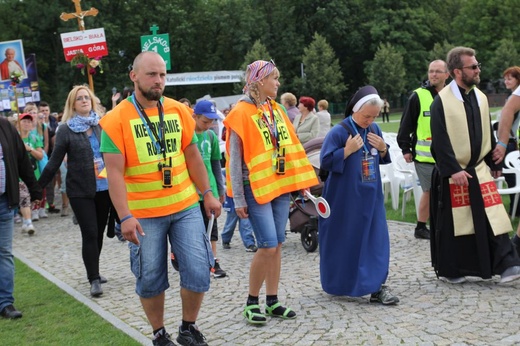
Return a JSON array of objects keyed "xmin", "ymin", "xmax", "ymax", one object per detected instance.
[
  {"xmin": 348, "ymin": 116, "xmax": 369, "ymax": 153},
  {"xmin": 132, "ymin": 93, "xmax": 166, "ymax": 160},
  {"xmin": 261, "ymin": 99, "xmax": 279, "ymax": 151}
]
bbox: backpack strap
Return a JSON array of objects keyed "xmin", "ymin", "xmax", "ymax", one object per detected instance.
[{"xmin": 338, "ymin": 121, "xmax": 355, "ymax": 137}]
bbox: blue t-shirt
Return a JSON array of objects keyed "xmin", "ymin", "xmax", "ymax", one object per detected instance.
[{"xmin": 89, "ymin": 132, "xmax": 108, "ymax": 191}]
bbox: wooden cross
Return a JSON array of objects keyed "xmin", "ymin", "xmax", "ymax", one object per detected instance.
[
  {"xmin": 60, "ymin": 0, "xmax": 98, "ymax": 31},
  {"xmin": 60, "ymin": 0, "xmax": 99, "ymax": 91}
]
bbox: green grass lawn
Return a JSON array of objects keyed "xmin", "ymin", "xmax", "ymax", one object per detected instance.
[{"xmin": 1, "ymin": 259, "xmax": 140, "ymax": 346}]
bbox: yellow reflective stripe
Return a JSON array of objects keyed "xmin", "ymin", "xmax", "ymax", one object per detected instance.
[
  {"xmin": 125, "ymin": 155, "xmax": 186, "ymax": 176},
  {"xmin": 128, "ymin": 185, "xmax": 197, "ymax": 210},
  {"xmin": 250, "ymin": 144, "xmax": 303, "ymax": 168},
  {"xmin": 126, "ymin": 162, "xmax": 159, "ymax": 176},
  {"xmin": 249, "ymin": 157, "xmax": 311, "ymax": 183},
  {"xmin": 127, "ymin": 180, "xmax": 163, "ymax": 192},
  {"xmin": 126, "ymin": 170, "xmax": 191, "ymax": 193},
  {"xmin": 253, "ymin": 170, "xmax": 317, "ymax": 199},
  {"xmin": 250, "ymin": 151, "xmax": 272, "ymax": 169}
]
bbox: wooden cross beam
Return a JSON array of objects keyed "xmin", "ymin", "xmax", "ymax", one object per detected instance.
[
  {"xmin": 60, "ymin": 0, "xmax": 99, "ymax": 91},
  {"xmin": 60, "ymin": 0, "xmax": 98, "ymax": 31}
]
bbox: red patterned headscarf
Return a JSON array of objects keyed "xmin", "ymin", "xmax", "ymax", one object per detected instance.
[{"xmin": 243, "ymin": 59, "xmax": 276, "ymax": 94}]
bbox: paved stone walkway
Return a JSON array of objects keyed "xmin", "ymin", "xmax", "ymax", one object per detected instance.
[{"xmin": 12, "ymin": 208, "xmax": 520, "ymax": 345}]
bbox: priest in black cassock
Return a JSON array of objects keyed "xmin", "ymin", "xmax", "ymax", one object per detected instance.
[{"xmin": 430, "ymin": 46, "xmax": 520, "ymax": 284}]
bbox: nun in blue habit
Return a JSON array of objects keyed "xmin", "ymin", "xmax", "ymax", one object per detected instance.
[{"xmin": 318, "ymin": 86, "xmax": 399, "ymax": 305}]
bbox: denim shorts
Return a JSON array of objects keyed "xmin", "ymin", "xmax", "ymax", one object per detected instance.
[
  {"xmin": 128, "ymin": 206, "xmax": 213, "ymax": 298},
  {"xmin": 243, "ymin": 184, "xmax": 290, "ymax": 248}
]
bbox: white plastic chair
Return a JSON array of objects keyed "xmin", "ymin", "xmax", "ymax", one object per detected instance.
[
  {"xmin": 498, "ymin": 150, "xmax": 520, "ymax": 218},
  {"xmin": 379, "ymin": 132, "xmax": 409, "ymax": 211},
  {"xmin": 391, "ymin": 151, "xmax": 423, "ymax": 218},
  {"xmin": 380, "ymin": 162, "xmax": 400, "ymax": 210}
]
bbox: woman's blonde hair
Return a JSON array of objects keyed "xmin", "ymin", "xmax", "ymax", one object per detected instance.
[
  {"xmin": 245, "ymin": 66, "xmax": 280, "ymax": 107},
  {"xmin": 62, "ymin": 85, "xmax": 97, "ymax": 122}
]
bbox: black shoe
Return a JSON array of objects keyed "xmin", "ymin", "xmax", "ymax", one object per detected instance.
[
  {"xmin": 99, "ymin": 275, "xmax": 108, "ymax": 284},
  {"xmin": 47, "ymin": 204, "xmax": 60, "ymax": 214},
  {"xmin": 414, "ymin": 227, "xmax": 430, "ymax": 239},
  {"xmin": 177, "ymin": 324, "xmax": 208, "ymax": 346},
  {"xmin": 222, "ymin": 242, "xmax": 231, "ymax": 249},
  {"xmin": 212, "ymin": 259, "xmax": 226, "ymax": 278},
  {"xmin": 245, "ymin": 245, "xmax": 258, "ymax": 252},
  {"xmin": 1, "ymin": 304, "xmax": 22, "ymax": 319},
  {"xmin": 153, "ymin": 331, "xmax": 176, "ymax": 346},
  {"xmin": 90, "ymin": 279, "xmax": 103, "ymax": 297},
  {"xmin": 370, "ymin": 285, "xmax": 399, "ymax": 305}
]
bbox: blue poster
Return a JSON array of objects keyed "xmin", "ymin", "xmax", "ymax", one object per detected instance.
[{"xmin": 0, "ymin": 39, "xmax": 40, "ymax": 112}]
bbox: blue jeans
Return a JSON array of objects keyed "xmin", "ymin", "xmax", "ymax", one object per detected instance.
[
  {"xmin": 243, "ymin": 185, "xmax": 290, "ymax": 248},
  {"xmin": 0, "ymin": 194, "xmax": 15, "ymax": 311},
  {"xmin": 129, "ymin": 206, "xmax": 213, "ymax": 298},
  {"xmin": 221, "ymin": 209, "xmax": 256, "ymax": 248}
]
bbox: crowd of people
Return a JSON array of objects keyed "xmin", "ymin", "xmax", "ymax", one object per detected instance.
[{"xmin": 2, "ymin": 48, "xmax": 520, "ymax": 346}]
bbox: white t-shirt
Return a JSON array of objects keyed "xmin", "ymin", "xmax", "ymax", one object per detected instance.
[{"xmin": 504, "ymin": 86, "xmax": 520, "ymax": 139}]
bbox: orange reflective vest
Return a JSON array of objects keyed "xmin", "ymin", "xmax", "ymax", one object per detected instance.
[
  {"xmin": 224, "ymin": 99, "xmax": 318, "ymax": 204},
  {"xmin": 100, "ymin": 97, "xmax": 199, "ymax": 218}
]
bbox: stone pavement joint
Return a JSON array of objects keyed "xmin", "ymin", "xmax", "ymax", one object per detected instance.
[{"xmin": 12, "ymin": 208, "xmax": 520, "ymax": 345}]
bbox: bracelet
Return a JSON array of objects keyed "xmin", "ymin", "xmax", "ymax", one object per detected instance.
[
  {"xmin": 120, "ymin": 214, "xmax": 133, "ymax": 223},
  {"xmin": 202, "ymin": 188, "xmax": 212, "ymax": 198},
  {"xmin": 497, "ymin": 141, "xmax": 507, "ymax": 149},
  {"xmin": 378, "ymin": 147, "xmax": 387, "ymax": 153}
]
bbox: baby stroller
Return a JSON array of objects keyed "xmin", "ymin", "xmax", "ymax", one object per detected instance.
[{"xmin": 289, "ymin": 137, "xmax": 325, "ymax": 252}]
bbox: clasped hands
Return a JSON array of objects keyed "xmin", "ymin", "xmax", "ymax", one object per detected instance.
[{"xmin": 344, "ymin": 133, "xmax": 386, "ymax": 158}]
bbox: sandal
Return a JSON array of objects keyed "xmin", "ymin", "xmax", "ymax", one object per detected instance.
[
  {"xmin": 243, "ymin": 304, "xmax": 267, "ymax": 325},
  {"xmin": 265, "ymin": 302, "xmax": 296, "ymax": 319}
]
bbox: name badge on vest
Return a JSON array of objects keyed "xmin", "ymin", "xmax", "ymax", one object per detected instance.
[{"xmin": 361, "ymin": 154, "xmax": 376, "ymax": 182}]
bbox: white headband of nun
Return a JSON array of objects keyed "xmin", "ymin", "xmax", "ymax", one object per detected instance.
[{"xmin": 352, "ymin": 94, "xmax": 380, "ymax": 113}]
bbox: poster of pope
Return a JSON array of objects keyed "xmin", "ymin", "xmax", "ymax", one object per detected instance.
[{"xmin": 0, "ymin": 40, "xmax": 26, "ymax": 81}]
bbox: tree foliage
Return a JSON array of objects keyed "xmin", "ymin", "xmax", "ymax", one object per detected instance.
[
  {"xmin": 366, "ymin": 43, "xmax": 406, "ymax": 101},
  {"xmin": 297, "ymin": 33, "xmax": 346, "ymax": 101},
  {"xmin": 488, "ymin": 39, "xmax": 520, "ymax": 91},
  {"xmin": 0, "ymin": 0, "xmax": 517, "ymax": 113},
  {"xmin": 232, "ymin": 40, "xmax": 271, "ymax": 95}
]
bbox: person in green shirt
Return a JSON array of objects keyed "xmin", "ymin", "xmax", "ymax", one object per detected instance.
[{"xmin": 192, "ymin": 100, "xmax": 226, "ymax": 278}]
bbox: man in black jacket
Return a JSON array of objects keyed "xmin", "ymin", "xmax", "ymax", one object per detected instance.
[
  {"xmin": 0, "ymin": 116, "xmax": 42, "ymax": 319},
  {"xmin": 397, "ymin": 60, "xmax": 449, "ymax": 239}
]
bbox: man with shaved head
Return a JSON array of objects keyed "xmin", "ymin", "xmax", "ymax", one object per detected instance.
[{"xmin": 100, "ymin": 52, "xmax": 220, "ymax": 346}]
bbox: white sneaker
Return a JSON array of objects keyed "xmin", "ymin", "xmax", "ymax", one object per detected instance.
[
  {"xmin": 500, "ymin": 266, "xmax": 520, "ymax": 283},
  {"xmin": 14, "ymin": 214, "xmax": 22, "ymax": 224},
  {"xmin": 38, "ymin": 208, "xmax": 48, "ymax": 218},
  {"xmin": 440, "ymin": 276, "xmax": 467, "ymax": 284},
  {"xmin": 31, "ymin": 210, "xmax": 39, "ymax": 221},
  {"xmin": 26, "ymin": 223, "xmax": 35, "ymax": 235}
]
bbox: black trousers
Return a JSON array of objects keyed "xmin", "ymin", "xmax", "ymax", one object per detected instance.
[{"xmin": 69, "ymin": 190, "xmax": 111, "ymax": 283}]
